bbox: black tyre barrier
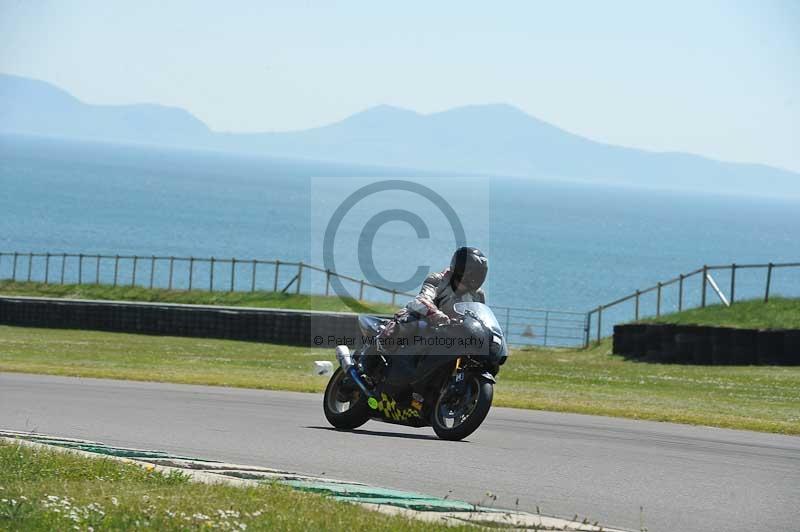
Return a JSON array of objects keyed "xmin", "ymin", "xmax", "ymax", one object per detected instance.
[
  {"xmin": 757, "ymin": 330, "xmax": 783, "ymax": 365},
  {"xmin": 692, "ymin": 326, "xmax": 713, "ymax": 365},
  {"xmin": 784, "ymin": 330, "xmax": 800, "ymax": 365},
  {"xmin": 0, "ymin": 296, "xmax": 369, "ymax": 348},
  {"xmin": 612, "ymin": 323, "xmax": 639, "ymax": 357},
  {"xmin": 673, "ymin": 327, "xmax": 694, "ymax": 363},
  {"xmin": 731, "ymin": 329, "xmax": 757, "ymax": 365},
  {"xmin": 631, "ymin": 326, "xmax": 648, "ymax": 359},
  {"xmin": 614, "ymin": 323, "xmax": 800, "ymax": 365},
  {"xmin": 655, "ymin": 324, "xmax": 678, "ymax": 363},
  {"xmin": 711, "ymin": 328, "xmax": 731, "ymax": 366},
  {"xmin": 643, "ymin": 325, "xmax": 661, "ymax": 359}
]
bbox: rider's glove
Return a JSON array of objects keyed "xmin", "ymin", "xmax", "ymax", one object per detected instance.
[
  {"xmin": 427, "ymin": 310, "xmax": 450, "ymax": 327},
  {"xmin": 406, "ymin": 295, "xmax": 449, "ymax": 326},
  {"xmin": 392, "ymin": 307, "xmax": 410, "ymax": 321}
]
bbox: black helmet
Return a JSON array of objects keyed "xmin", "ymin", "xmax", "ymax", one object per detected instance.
[{"xmin": 449, "ymin": 247, "xmax": 488, "ymax": 292}]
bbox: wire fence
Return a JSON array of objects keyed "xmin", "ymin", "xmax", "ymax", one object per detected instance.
[
  {"xmin": 2, "ymin": 251, "xmax": 795, "ymax": 349},
  {"xmin": 586, "ymin": 261, "xmax": 800, "ymax": 345},
  {"xmin": 491, "ymin": 306, "xmax": 589, "ymax": 348},
  {"xmin": 0, "ymin": 250, "xmax": 589, "ymax": 348},
  {"xmin": 0, "ymin": 251, "xmax": 416, "ymax": 306}
]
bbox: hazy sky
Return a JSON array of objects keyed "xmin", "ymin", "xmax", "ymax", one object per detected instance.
[{"xmin": 2, "ymin": 1, "xmax": 799, "ymax": 172}]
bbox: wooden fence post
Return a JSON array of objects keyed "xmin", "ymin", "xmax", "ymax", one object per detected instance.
[
  {"xmin": 131, "ymin": 256, "xmax": 138, "ymax": 287},
  {"xmin": 27, "ymin": 252, "xmax": 33, "ymax": 281},
  {"xmin": 210, "ymin": 257, "xmax": 215, "ymax": 292},
  {"xmin": 584, "ymin": 312, "xmax": 591, "ymax": 348},
  {"xmin": 596, "ymin": 306, "xmax": 603, "ymax": 342},
  {"xmin": 78, "ymin": 253, "xmax": 84, "ymax": 284},
  {"xmin": 230, "ymin": 258, "xmax": 236, "ymax": 292},
  {"xmin": 189, "ymin": 257, "xmax": 195, "ymax": 290},
  {"xmin": 11, "ymin": 252, "xmax": 18, "ymax": 281},
  {"xmin": 168, "ymin": 257, "xmax": 174, "ymax": 290},
  {"xmin": 701, "ymin": 265, "xmax": 708, "ymax": 308},
  {"xmin": 60, "ymin": 253, "xmax": 66, "ymax": 285},
  {"xmin": 543, "ymin": 311, "xmax": 550, "ymax": 347},
  {"xmin": 296, "ymin": 262, "xmax": 303, "ymax": 294},
  {"xmin": 95, "ymin": 255, "xmax": 101, "ymax": 285},
  {"xmin": 656, "ymin": 282, "xmax": 662, "ymax": 317},
  {"xmin": 113, "ymin": 255, "xmax": 119, "ymax": 287},
  {"xmin": 730, "ymin": 263, "xmax": 736, "ymax": 304},
  {"xmin": 635, "ymin": 290, "xmax": 640, "ymax": 320},
  {"xmin": 273, "ymin": 260, "xmax": 280, "ymax": 292},
  {"xmin": 251, "ymin": 260, "xmax": 257, "ymax": 293},
  {"xmin": 44, "ymin": 253, "xmax": 50, "ymax": 283},
  {"xmin": 765, "ymin": 262, "xmax": 773, "ymax": 303},
  {"xmin": 678, "ymin": 273, "xmax": 684, "ymax": 311}
]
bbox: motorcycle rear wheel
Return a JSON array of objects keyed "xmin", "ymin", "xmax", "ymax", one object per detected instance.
[
  {"xmin": 323, "ymin": 368, "xmax": 371, "ymax": 430},
  {"xmin": 431, "ymin": 374, "xmax": 493, "ymax": 441}
]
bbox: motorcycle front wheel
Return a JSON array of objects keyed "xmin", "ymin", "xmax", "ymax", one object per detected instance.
[
  {"xmin": 431, "ymin": 373, "xmax": 493, "ymax": 441},
  {"xmin": 323, "ymin": 368, "xmax": 371, "ymax": 430}
]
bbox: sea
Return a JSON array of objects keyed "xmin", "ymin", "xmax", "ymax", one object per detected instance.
[{"xmin": 1, "ymin": 134, "xmax": 798, "ymax": 338}]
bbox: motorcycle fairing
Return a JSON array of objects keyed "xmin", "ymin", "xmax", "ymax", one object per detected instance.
[
  {"xmin": 372, "ymin": 392, "xmax": 421, "ymax": 423},
  {"xmin": 358, "ymin": 315, "xmax": 385, "ymax": 336}
]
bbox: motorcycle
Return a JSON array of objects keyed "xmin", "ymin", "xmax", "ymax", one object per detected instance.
[{"xmin": 323, "ymin": 302, "xmax": 508, "ymax": 441}]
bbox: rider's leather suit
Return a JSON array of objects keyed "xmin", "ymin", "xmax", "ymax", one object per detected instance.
[{"xmin": 377, "ymin": 267, "xmax": 486, "ymax": 350}]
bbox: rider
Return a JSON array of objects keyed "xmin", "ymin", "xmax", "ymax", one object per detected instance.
[{"xmin": 364, "ymin": 247, "xmax": 488, "ymax": 368}]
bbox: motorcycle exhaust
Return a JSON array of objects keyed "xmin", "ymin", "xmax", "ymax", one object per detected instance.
[
  {"xmin": 335, "ymin": 345, "xmax": 355, "ymax": 370},
  {"xmin": 335, "ymin": 345, "xmax": 377, "ymax": 408}
]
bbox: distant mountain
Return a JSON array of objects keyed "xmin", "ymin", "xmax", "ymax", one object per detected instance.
[
  {"xmin": 0, "ymin": 74, "xmax": 209, "ymax": 145},
  {"xmin": 2, "ymin": 73, "xmax": 798, "ymax": 196}
]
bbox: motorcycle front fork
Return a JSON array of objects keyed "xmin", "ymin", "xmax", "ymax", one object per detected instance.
[
  {"xmin": 355, "ymin": 342, "xmax": 388, "ymax": 373},
  {"xmin": 446, "ymin": 357, "xmax": 467, "ymax": 395}
]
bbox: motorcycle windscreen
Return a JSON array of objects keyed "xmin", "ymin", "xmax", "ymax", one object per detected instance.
[{"xmin": 453, "ymin": 302, "xmax": 503, "ymax": 336}]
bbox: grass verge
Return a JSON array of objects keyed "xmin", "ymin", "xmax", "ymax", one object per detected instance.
[
  {"xmin": 0, "ymin": 440, "xmax": 458, "ymax": 531},
  {"xmin": 0, "ymin": 280, "xmax": 396, "ymax": 314},
  {"xmin": 1, "ymin": 325, "xmax": 798, "ymax": 435},
  {"xmin": 639, "ymin": 297, "xmax": 800, "ymax": 329}
]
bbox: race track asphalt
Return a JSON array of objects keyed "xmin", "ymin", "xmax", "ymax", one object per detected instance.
[{"xmin": 1, "ymin": 372, "xmax": 798, "ymax": 532}]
